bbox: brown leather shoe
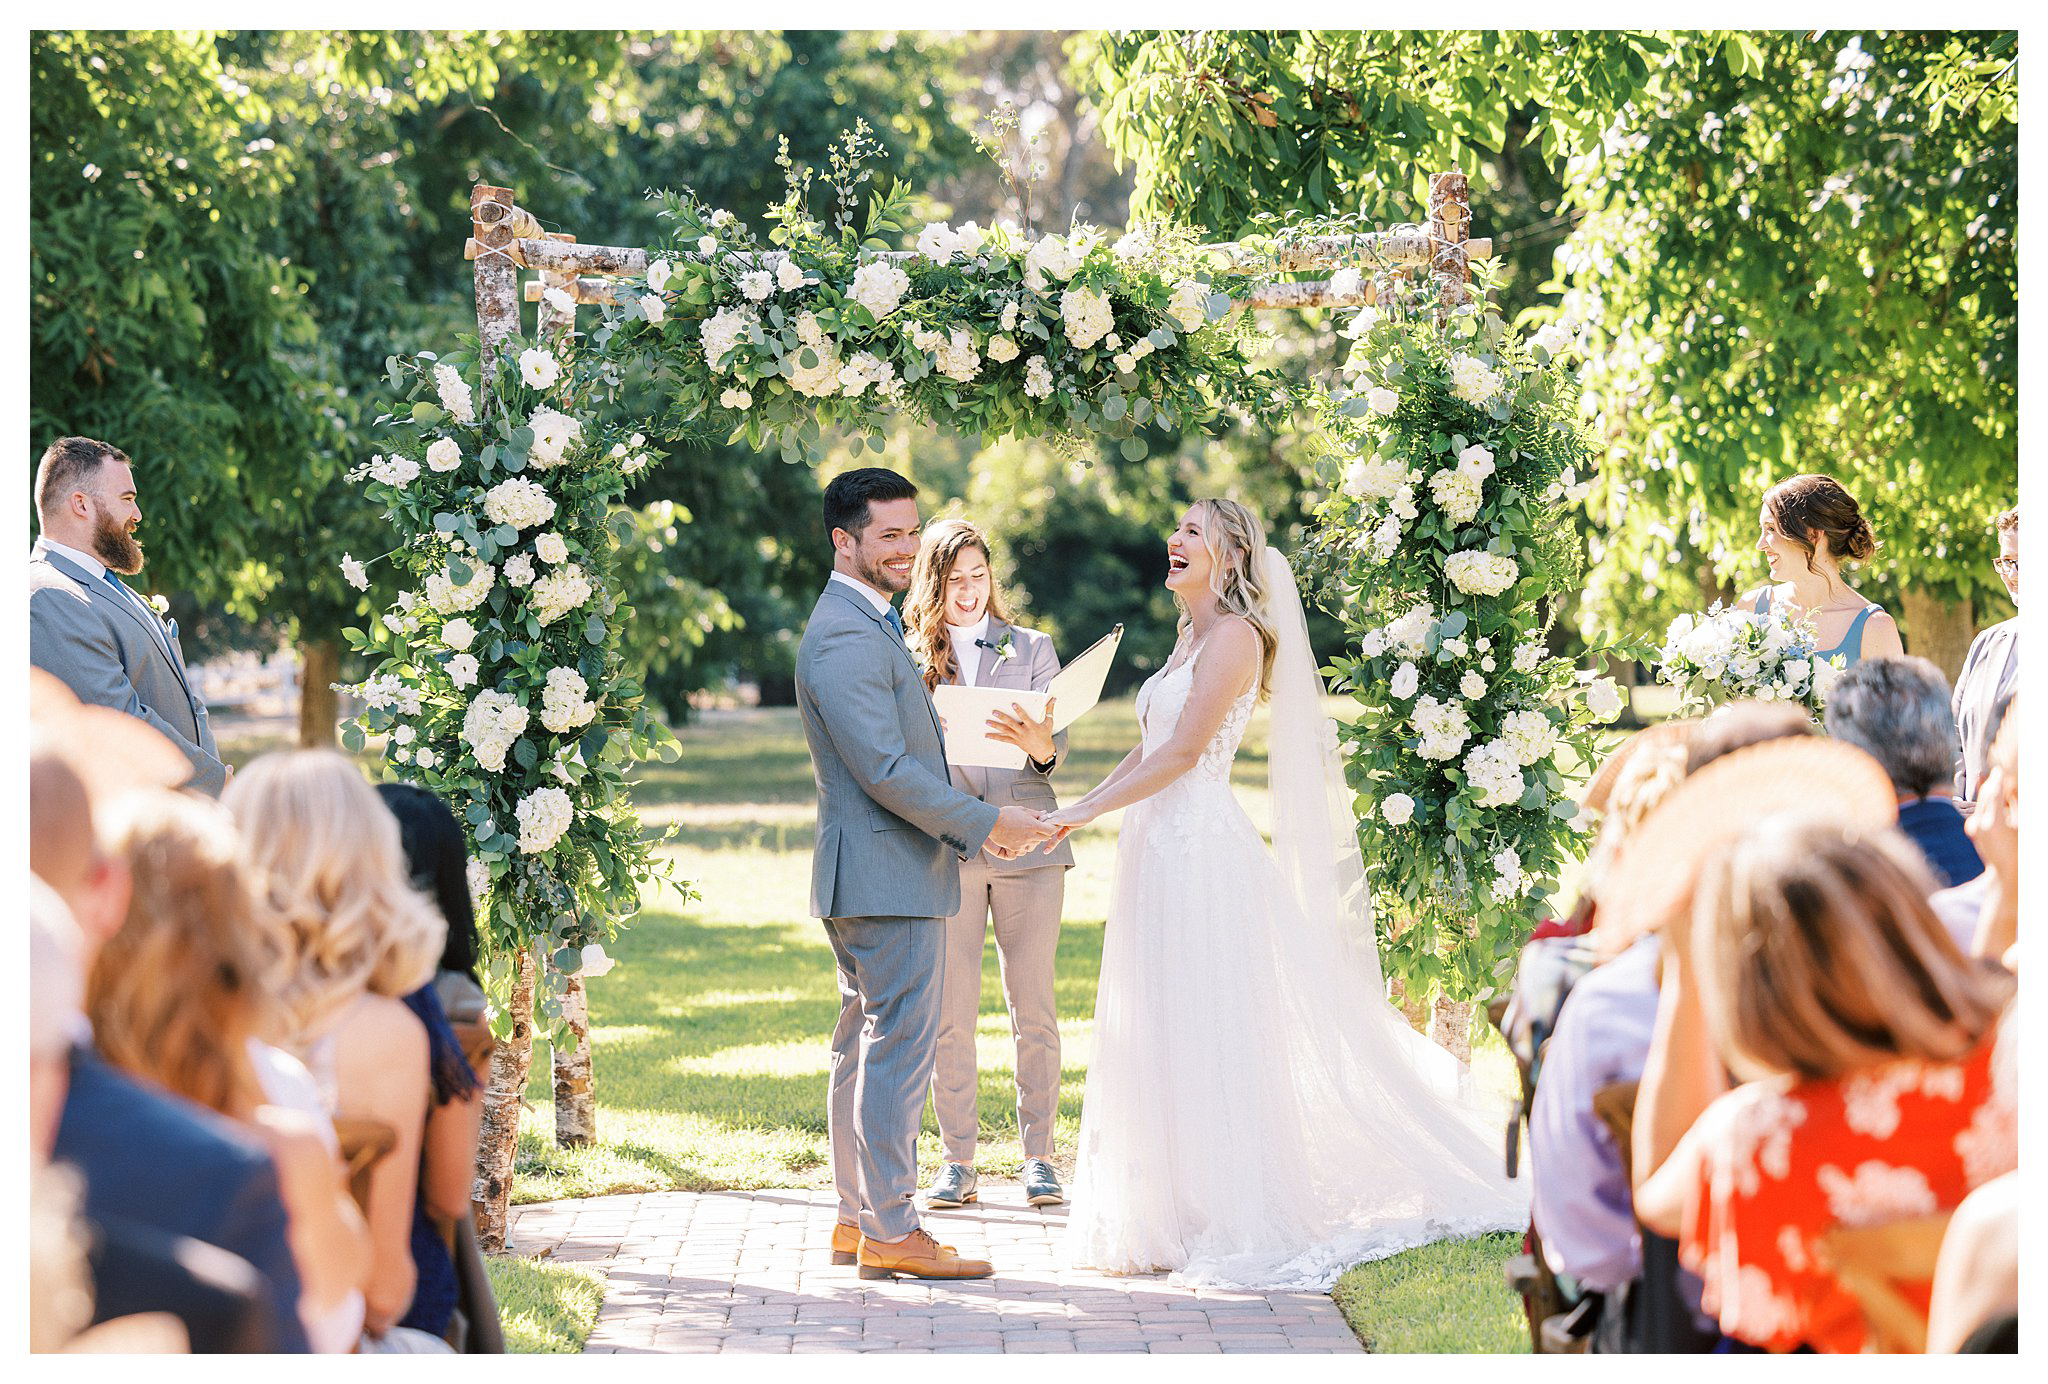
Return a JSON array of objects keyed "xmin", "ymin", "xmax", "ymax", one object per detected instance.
[
  {"xmin": 830, "ymin": 1221, "xmax": 861, "ymax": 1265},
  {"xmin": 856, "ymin": 1226, "xmax": 993, "ymax": 1280}
]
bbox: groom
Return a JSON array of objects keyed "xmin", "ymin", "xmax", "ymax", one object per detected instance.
[{"xmin": 795, "ymin": 467, "xmax": 1055, "ymax": 1280}]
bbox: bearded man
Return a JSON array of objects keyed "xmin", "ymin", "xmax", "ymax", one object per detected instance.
[{"xmin": 30, "ymin": 436, "xmax": 226, "ymax": 795}]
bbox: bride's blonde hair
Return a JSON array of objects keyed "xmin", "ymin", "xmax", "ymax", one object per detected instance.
[{"xmin": 1178, "ymin": 497, "xmax": 1278, "ymax": 699}]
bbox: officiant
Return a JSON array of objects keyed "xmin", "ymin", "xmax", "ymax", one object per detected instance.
[{"xmin": 903, "ymin": 518, "xmax": 1073, "ymax": 1212}]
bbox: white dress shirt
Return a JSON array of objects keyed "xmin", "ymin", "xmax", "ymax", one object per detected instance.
[
  {"xmin": 947, "ymin": 614, "xmax": 992, "ymax": 687},
  {"xmin": 44, "ymin": 536, "xmax": 176, "ymax": 664},
  {"xmin": 828, "ymin": 570, "xmax": 895, "ymax": 617}
]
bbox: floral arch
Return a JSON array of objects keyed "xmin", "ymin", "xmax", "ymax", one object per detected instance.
[{"xmin": 345, "ymin": 139, "xmax": 1627, "ymax": 1240}]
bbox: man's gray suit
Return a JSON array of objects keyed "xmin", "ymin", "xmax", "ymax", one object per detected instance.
[
  {"xmin": 1952, "ymin": 616, "xmax": 2019, "ymax": 801},
  {"xmin": 795, "ymin": 580, "xmax": 1001, "ymax": 1240},
  {"xmin": 30, "ymin": 537, "xmax": 225, "ymax": 795}
]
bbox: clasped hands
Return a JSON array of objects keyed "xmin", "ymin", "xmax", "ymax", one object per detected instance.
[{"xmin": 983, "ymin": 802, "xmax": 1096, "ymax": 860}]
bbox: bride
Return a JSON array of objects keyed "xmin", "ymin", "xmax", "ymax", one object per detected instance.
[{"xmin": 1044, "ymin": 498, "xmax": 1526, "ymax": 1289}]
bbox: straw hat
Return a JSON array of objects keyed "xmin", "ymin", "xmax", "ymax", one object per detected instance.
[
  {"xmin": 1594, "ymin": 735, "xmax": 1898, "ymax": 948},
  {"xmin": 30, "ymin": 667, "xmax": 195, "ymax": 800},
  {"xmin": 1581, "ymin": 720, "xmax": 1695, "ymax": 816}
]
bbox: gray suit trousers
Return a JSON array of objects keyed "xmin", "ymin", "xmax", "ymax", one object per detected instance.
[{"xmin": 825, "ymin": 915, "xmax": 943, "ymax": 1240}]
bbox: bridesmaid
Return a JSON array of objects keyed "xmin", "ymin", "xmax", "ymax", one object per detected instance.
[
  {"xmin": 903, "ymin": 518, "xmax": 1074, "ymax": 1209},
  {"xmin": 1739, "ymin": 473, "xmax": 1904, "ymax": 667}
]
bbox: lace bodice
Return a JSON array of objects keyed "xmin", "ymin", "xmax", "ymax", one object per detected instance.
[{"xmin": 1136, "ymin": 651, "xmax": 1258, "ymax": 786}]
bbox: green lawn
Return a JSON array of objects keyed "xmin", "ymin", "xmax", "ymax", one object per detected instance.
[
  {"xmin": 1333, "ymin": 1231, "xmax": 1531, "ymax": 1353},
  {"xmin": 484, "ymin": 1256, "xmax": 605, "ymax": 1353}
]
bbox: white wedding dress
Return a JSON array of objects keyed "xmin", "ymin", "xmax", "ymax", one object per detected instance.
[{"xmin": 1066, "ymin": 552, "xmax": 1528, "ymax": 1289}]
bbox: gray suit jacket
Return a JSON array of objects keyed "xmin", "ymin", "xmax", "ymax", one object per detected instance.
[
  {"xmin": 944, "ymin": 620, "xmax": 1074, "ymax": 873},
  {"xmin": 796, "ymin": 582, "xmax": 1002, "ymax": 920},
  {"xmin": 1953, "ymin": 616, "xmax": 2019, "ymax": 801},
  {"xmin": 29, "ymin": 538, "xmax": 226, "ymax": 796}
]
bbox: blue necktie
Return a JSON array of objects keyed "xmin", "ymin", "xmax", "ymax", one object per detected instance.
[
  {"xmin": 883, "ymin": 606, "xmax": 905, "ymax": 641},
  {"xmin": 102, "ymin": 569, "xmax": 173, "ymax": 660}
]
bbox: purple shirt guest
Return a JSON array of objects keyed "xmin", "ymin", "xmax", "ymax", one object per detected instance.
[{"xmin": 1530, "ymin": 934, "xmax": 1663, "ymax": 1292}]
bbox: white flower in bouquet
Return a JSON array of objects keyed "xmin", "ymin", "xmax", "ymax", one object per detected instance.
[
  {"xmin": 446, "ymin": 653, "xmax": 480, "ymax": 689},
  {"xmin": 720, "ymin": 386, "xmax": 753, "ymax": 409},
  {"xmin": 1381, "ymin": 793, "xmax": 1416, "ymax": 826},
  {"xmin": 579, "ymin": 942, "xmax": 616, "ymax": 977},
  {"xmin": 1429, "ymin": 469, "xmax": 1484, "ymax": 525},
  {"xmin": 516, "ymin": 785, "xmax": 575, "ymax": 854},
  {"xmin": 1060, "ymin": 286, "xmax": 1115, "ymax": 350},
  {"xmin": 639, "ymin": 293, "xmax": 666, "ymax": 325},
  {"xmin": 540, "ymin": 666, "xmax": 599, "ymax": 733},
  {"xmin": 774, "ymin": 257, "xmax": 805, "ymax": 292},
  {"xmin": 499, "ymin": 554, "xmax": 535, "ymax": 589},
  {"xmin": 787, "ymin": 312, "xmax": 843, "ymax": 397},
  {"xmin": 1328, "ymin": 267, "xmax": 1363, "ymax": 299},
  {"xmin": 1023, "ymin": 356, "xmax": 1055, "ymax": 400},
  {"xmin": 425, "ymin": 437, "xmax": 462, "ymax": 473},
  {"xmin": 1456, "ymin": 443, "xmax": 1497, "ymax": 481},
  {"xmin": 1449, "ymin": 353, "xmax": 1503, "ymax": 405},
  {"xmin": 367, "ymin": 452, "xmax": 420, "ymax": 487},
  {"xmin": 1366, "ymin": 386, "xmax": 1401, "ymax": 416},
  {"xmin": 1389, "ymin": 485, "xmax": 1420, "ymax": 522},
  {"xmin": 850, "ymin": 261, "xmax": 910, "ymax": 319},
  {"xmin": 534, "ymin": 531, "xmax": 569, "ymax": 565},
  {"xmin": 1390, "ymin": 661, "xmax": 1420, "ymax": 700},
  {"xmin": 1342, "ymin": 454, "xmax": 1407, "ymax": 502},
  {"xmin": 1491, "ymin": 846, "xmax": 1530, "ymax": 901},
  {"xmin": 1460, "ymin": 671, "xmax": 1488, "ymax": 701},
  {"xmin": 542, "ymin": 285, "xmax": 577, "ymax": 316},
  {"xmin": 1584, "ymin": 677, "xmax": 1626, "ymax": 722},
  {"xmin": 836, "ymin": 352, "xmax": 896, "ymax": 398},
  {"xmin": 1463, "ymin": 739, "xmax": 1526, "ymax": 809},
  {"xmin": 441, "ymin": 617, "xmax": 477, "ymax": 652},
  {"xmin": 1782, "ymin": 658, "xmax": 1812, "ymax": 691},
  {"xmin": 739, "ymin": 270, "xmax": 774, "ymax": 302},
  {"xmin": 1446, "ymin": 550, "xmax": 1519, "ymax": 598},
  {"xmin": 484, "ymin": 477, "xmax": 557, "ymax": 531},
  {"xmin": 1111, "ymin": 227, "xmax": 1154, "ymax": 261},
  {"xmin": 700, "ymin": 305, "xmax": 759, "ymax": 373},
  {"xmin": 646, "ymin": 258, "xmax": 673, "ymax": 292},
  {"xmin": 340, "ymin": 555, "xmax": 369, "ymax": 591},
  {"xmin": 1441, "ymin": 636, "xmax": 1470, "ymax": 659},
  {"xmin": 526, "ymin": 406, "xmax": 582, "ymax": 468},
  {"xmin": 1385, "ymin": 603, "xmax": 1435, "ymax": 657},
  {"xmin": 697, "ymin": 235, "xmax": 717, "ymax": 256},
  {"xmin": 916, "ymin": 221, "xmax": 962, "ymax": 262},
  {"xmin": 531, "ymin": 563, "xmax": 594, "ymax": 626},
  {"xmin": 1811, "ymin": 656, "xmax": 1846, "ymax": 704},
  {"xmin": 425, "ymin": 562, "xmax": 496, "ymax": 614},
  {"xmin": 1369, "ymin": 515, "xmax": 1402, "ymax": 560},
  {"xmin": 518, "ymin": 348, "xmax": 561, "ymax": 390},
  {"xmin": 1501, "ymin": 709, "xmax": 1558, "ymax": 766},
  {"xmin": 461, "ymin": 689, "xmax": 529, "ymax": 773},
  {"xmin": 1513, "ymin": 640, "xmax": 1546, "ymax": 674},
  {"xmin": 1413, "ymin": 694, "xmax": 1474, "ymax": 762},
  {"xmin": 999, "ymin": 300, "xmax": 1020, "ymax": 332},
  {"xmin": 987, "ymin": 334, "xmax": 1020, "ymax": 363},
  {"xmin": 933, "ymin": 328, "xmax": 981, "ymax": 383},
  {"xmin": 1167, "ymin": 278, "xmax": 1210, "ymax": 332},
  {"xmin": 1532, "ymin": 318, "xmax": 1578, "ymax": 359},
  {"xmin": 434, "ymin": 364, "xmax": 475, "ymax": 424},
  {"xmin": 1024, "ymin": 234, "xmax": 1082, "ymax": 291}
]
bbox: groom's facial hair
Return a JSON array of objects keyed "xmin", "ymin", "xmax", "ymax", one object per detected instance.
[
  {"xmin": 90, "ymin": 496, "xmax": 145, "ymax": 574},
  {"xmin": 854, "ymin": 538, "xmax": 911, "ymax": 594}
]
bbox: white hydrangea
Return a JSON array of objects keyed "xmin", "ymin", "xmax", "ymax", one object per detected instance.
[
  {"xmin": 1366, "ymin": 386, "xmax": 1401, "ymax": 416},
  {"xmin": 1449, "ymin": 353, "xmax": 1503, "ymax": 405},
  {"xmin": 739, "ymin": 270, "xmax": 774, "ymax": 301},
  {"xmin": 1491, "ymin": 846, "xmax": 1531, "ymax": 901},
  {"xmin": 787, "ymin": 312, "xmax": 843, "ymax": 398},
  {"xmin": 518, "ymin": 348, "xmax": 561, "ymax": 390},
  {"xmin": 1532, "ymin": 318, "xmax": 1578, "ymax": 359},
  {"xmin": 1023, "ymin": 234, "xmax": 1081, "ymax": 291},
  {"xmin": 1585, "ymin": 676, "xmax": 1626, "ymax": 721},
  {"xmin": 931, "ymin": 328, "xmax": 981, "ymax": 383},
  {"xmin": 986, "ymin": 334, "xmax": 1020, "ymax": 364},
  {"xmin": 1385, "ymin": 603, "xmax": 1436, "ymax": 657},
  {"xmin": 354, "ymin": 672, "xmax": 423, "ymax": 717},
  {"xmin": 1445, "ymin": 550, "xmax": 1520, "ymax": 598},
  {"xmin": 424, "ymin": 562, "xmax": 495, "ymax": 614},
  {"xmin": 1413, "ymin": 694, "xmax": 1474, "ymax": 762},
  {"xmin": 1429, "ymin": 469, "xmax": 1484, "ymax": 525},
  {"xmin": 1513, "ymin": 640, "xmax": 1546, "ymax": 674},
  {"xmin": 441, "ymin": 617, "xmax": 477, "ymax": 652},
  {"xmin": 461, "ymin": 689, "xmax": 529, "ymax": 773},
  {"xmin": 1368, "ymin": 515, "xmax": 1402, "ymax": 561},
  {"xmin": 1456, "ymin": 443, "xmax": 1496, "ymax": 481},
  {"xmin": 484, "ymin": 477, "xmax": 557, "ymax": 531},
  {"xmin": 446, "ymin": 653, "xmax": 480, "ymax": 689},
  {"xmin": 1390, "ymin": 661, "xmax": 1420, "ymax": 699},
  {"xmin": 701, "ymin": 305, "xmax": 759, "ymax": 373},
  {"xmin": 1381, "ymin": 793, "xmax": 1416, "ymax": 826},
  {"xmin": 1461, "ymin": 671, "xmax": 1488, "ymax": 701},
  {"xmin": 340, "ymin": 554, "xmax": 368, "ymax": 591},
  {"xmin": 425, "ymin": 437, "xmax": 462, "ymax": 473},
  {"xmin": 526, "ymin": 406, "xmax": 582, "ymax": 469},
  {"xmin": 368, "ymin": 453, "xmax": 420, "ymax": 487},
  {"xmin": 531, "ymin": 563, "xmax": 594, "ymax": 625},
  {"xmin": 775, "ymin": 257, "xmax": 805, "ymax": 292},
  {"xmin": 1463, "ymin": 739, "xmax": 1526, "ymax": 809},
  {"xmin": 434, "ymin": 364, "xmax": 475, "ymax": 424},
  {"xmin": 849, "ymin": 260, "xmax": 910, "ymax": 319},
  {"xmin": 1023, "ymin": 356, "xmax": 1055, "ymax": 400},
  {"xmin": 1167, "ymin": 278, "xmax": 1210, "ymax": 332},
  {"xmin": 720, "ymin": 386, "xmax": 753, "ymax": 409},
  {"xmin": 1501, "ymin": 709, "xmax": 1559, "ymax": 766},
  {"xmin": 540, "ymin": 666, "xmax": 599, "ymax": 733},
  {"xmin": 836, "ymin": 352, "xmax": 896, "ymax": 399},
  {"xmin": 515, "ymin": 785, "xmax": 575, "ymax": 854},
  {"xmin": 1343, "ymin": 454, "xmax": 1408, "ymax": 502},
  {"xmin": 1060, "ymin": 286, "xmax": 1115, "ymax": 350}
]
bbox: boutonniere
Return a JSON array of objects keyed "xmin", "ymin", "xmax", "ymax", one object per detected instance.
[
  {"xmin": 976, "ymin": 635, "xmax": 1017, "ymax": 663},
  {"xmin": 148, "ymin": 593, "xmax": 170, "ymax": 617}
]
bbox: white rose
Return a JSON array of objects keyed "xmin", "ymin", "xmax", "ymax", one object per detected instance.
[
  {"xmin": 426, "ymin": 437, "xmax": 462, "ymax": 473},
  {"xmin": 1456, "ymin": 443, "xmax": 1496, "ymax": 481},
  {"xmin": 1381, "ymin": 793, "xmax": 1416, "ymax": 826},
  {"xmin": 999, "ymin": 300, "xmax": 1020, "ymax": 332},
  {"xmin": 987, "ymin": 334, "xmax": 1020, "ymax": 363},
  {"xmin": 953, "ymin": 221, "xmax": 985, "ymax": 256},
  {"xmin": 542, "ymin": 285, "xmax": 576, "ymax": 316},
  {"xmin": 414, "ymin": 746, "xmax": 437, "ymax": 769},
  {"xmin": 1585, "ymin": 677, "xmax": 1626, "ymax": 721},
  {"xmin": 340, "ymin": 555, "xmax": 368, "ymax": 591},
  {"xmin": 579, "ymin": 942, "xmax": 616, "ymax": 978},
  {"xmin": 1366, "ymin": 386, "xmax": 1400, "ymax": 416},
  {"xmin": 525, "ymin": 406, "xmax": 582, "ymax": 469},
  {"xmin": 1166, "ymin": 278, "xmax": 1210, "ymax": 332},
  {"xmin": 915, "ymin": 221, "xmax": 960, "ymax": 262},
  {"xmin": 446, "ymin": 653, "xmax": 480, "ymax": 689},
  {"xmin": 1461, "ymin": 671, "xmax": 1487, "ymax": 700},
  {"xmin": 697, "ymin": 235, "xmax": 717, "ymax": 255},
  {"xmin": 1441, "ymin": 637, "xmax": 1470, "ymax": 658},
  {"xmin": 1390, "ymin": 661, "xmax": 1420, "ymax": 699},
  {"xmin": 640, "ymin": 293, "xmax": 666, "ymax": 324},
  {"xmin": 739, "ymin": 270, "xmax": 773, "ymax": 301},
  {"xmin": 442, "ymin": 617, "xmax": 477, "ymax": 652},
  {"xmin": 535, "ymin": 532, "xmax": 569, "ymax": 565},
  {"xmin": 518, "ymin": 347, "xmax": 561, "ymax": 390},
  {"xmin": 775, "ymin": 257, "xmax": 805, "ymax": 291},
  {"xmin": 391, "ymin": 724, "xmax": 415, "ymax": 746},
  {"xmin": 720, "ymin": 387, "xmax": 753, "ymax": 409},
  {"xmin": 646, "ymin": 258, "xmax": 672, "ymax": 292}
]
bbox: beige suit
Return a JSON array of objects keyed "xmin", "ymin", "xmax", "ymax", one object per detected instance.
[{"xmin": 929, "ymin": 620, "xmax": 1072, "ymax": 1163}]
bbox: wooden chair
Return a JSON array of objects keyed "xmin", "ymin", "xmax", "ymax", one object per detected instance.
[
  {"xmin": 332, "ymin": 1116, "xmax": 398, "ymax": 1213},
  {"xmin": 1591, "ymin": 1079, "xmax": 1639, "ymax": 1173},
  {"xmin": 1817, "ymin": 1213, "xmax": 1955, "ymax": 1354}
]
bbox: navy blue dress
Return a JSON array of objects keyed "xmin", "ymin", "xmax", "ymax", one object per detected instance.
[{"xmin": 395, "ymin": 983, "xmax": 480, "ymax": 1339}]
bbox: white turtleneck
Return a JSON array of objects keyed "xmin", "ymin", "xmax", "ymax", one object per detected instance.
[{"xmin": 946, "ymin": 613, "xmax": 992, "ymax": 687}]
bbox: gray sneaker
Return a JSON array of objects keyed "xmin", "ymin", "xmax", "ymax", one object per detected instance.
[
  {"xmin": 924, "ymin": 1161, "xmax": 978, "ymax": 1209},
  {"xmin": 1021, "ymin": 1158, "xmax": 1065, "ymax": 1206}
]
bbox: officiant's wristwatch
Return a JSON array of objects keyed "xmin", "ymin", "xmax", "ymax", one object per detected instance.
[{"xmin": 1029, "ymin": 752, "xmax": 1057, "ymax": 775}]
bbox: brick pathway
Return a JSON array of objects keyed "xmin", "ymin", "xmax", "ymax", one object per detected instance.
[{"xmin": 509, "ymin": 1183, "xmax": 1364, "ymax": 1354}]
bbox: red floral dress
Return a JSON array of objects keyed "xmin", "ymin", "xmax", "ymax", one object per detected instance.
[{"xmin": 1679, "ymin": 1037, "xmax": 2014, "ymax": 1353}]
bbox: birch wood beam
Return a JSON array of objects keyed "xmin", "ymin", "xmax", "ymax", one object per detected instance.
[
  {"xmin": 535, "ymin": 233, "xmax": 578, "ymax": 339},
  {"xmin": 522, "ymin": 272, "xmax": 1386, "ymax": 314},
  {"xmin": 470, "ymin": 184, "xmax": 524, "ymax": 386},
  {"xmin": 524, "ymin": 276, "xmax": 621, "ymax": 307},
  {"xmin": 1202, "ymin": 230, "xmax": 1490, "ymax": 272}
]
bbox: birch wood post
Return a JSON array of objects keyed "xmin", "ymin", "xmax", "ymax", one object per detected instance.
[
  {"xmin": 470, "ymin": 183, "xmax": 524, "ymax": 379},
  {"xmin": 473, "ymin": 946, "xmax": 538, "ymax": 1252},
  {"xmin": 1428, "ymin": 171, "xmax": 1473, "ymax": 313}
]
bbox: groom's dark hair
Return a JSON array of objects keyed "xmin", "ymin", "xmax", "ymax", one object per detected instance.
[{"xmin": 822, "ymin": 467, "xmax": 918, "ymax": 541}]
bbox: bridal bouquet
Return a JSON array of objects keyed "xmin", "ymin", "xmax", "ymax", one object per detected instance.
[{"xmin": 1655, "ymin": 602, "xmax": 1843, "ymax": 715}]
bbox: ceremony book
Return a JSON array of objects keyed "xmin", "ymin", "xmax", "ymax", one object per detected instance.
[{"xmin": 932, "ymin": 623, "xmax": 1123, "ymax": 768}]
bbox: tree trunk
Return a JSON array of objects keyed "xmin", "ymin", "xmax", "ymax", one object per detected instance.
[
  {"xmin": 473, "ymin": 947, "xmax": 536, "ymax": 1253},
  {"xmin": 297, "ymin": 637, "xmax": 339, "ymax": 749},
  {"xmin": 1388, "ymin": 974, "xmax": 1431, "ymax": 1033},
  {"xmin": 1430, "ymin": 995, "xmax": 1475, "ymax": 1063},
  {"xmin": 1897, "ymin": 589, "xmax": 1976, "ymax": 684},
  {"xmin": 551, "ymin": 971, "xmax": 595, "ymax": 1147}
]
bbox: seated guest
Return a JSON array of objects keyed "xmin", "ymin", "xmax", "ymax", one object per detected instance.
[
  {"xmin": 1958, "ymin": 696, "xmax": 2019, "ymax": 969},
  {"xmin": 1633, "ymin": 813, "xmax": 2015, "ymax": 1353},
  {"xmin": 33, "ymin": 744, "xmax": 308, "ymax": 1351},
  {"xmin": 92, "ymin": 791, "xmax": 372, "ymax": 1351},
  {"xmin": 1824, "ymin": 656, "xmax": 1983, "ymax": 887},
  {"xmin": 227, "ymin": 751, "xmax": 449, "ymax": 1352},
  {"xmin": 1926, "ymin": 1007, "xmax": 2018, "ymax": 1352},
  {"xmin": 1952, "ymin": 505, "xmax": 2018, "ymax": 805}
]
